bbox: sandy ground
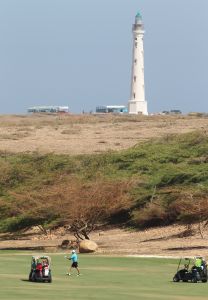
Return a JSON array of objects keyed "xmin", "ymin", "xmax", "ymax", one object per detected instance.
[
  {"xmin": 0, "ymin": 114, "xmax": 207, "ymax": 154},
  {"xmin": 0, "ymin": 226, "xmax": 208, "ymax": 257}
]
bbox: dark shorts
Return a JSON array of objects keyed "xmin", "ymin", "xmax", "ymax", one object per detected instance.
[{"xmin": 71, "ymin": 262, "xmax": 78, "ymax": 268}]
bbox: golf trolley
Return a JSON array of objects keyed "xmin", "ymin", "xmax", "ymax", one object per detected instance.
[
  {"xmin": 29, "ymin": 255, "xmax": 52, "ymax": 283},
  {"xmin": 173, "ymin": 256, "xmax": 207, "ymax": 283}
]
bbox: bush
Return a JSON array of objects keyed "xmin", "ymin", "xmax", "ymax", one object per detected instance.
[
  {"xmin": 0, "ymin": 216, "xmax": 43, "ymax": 233},
  {"xmin": 0, "ymin": 130, "xmax": 208, "ymax": 232},
  {"xmin": 132, "ymin": 201, "xmax": 168, "ymax": 228}
]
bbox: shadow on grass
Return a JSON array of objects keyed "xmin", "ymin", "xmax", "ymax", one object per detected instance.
[
  {"xmin": 20, "ymin": 279, "xmax": 30, "ymax": 282},
  {"xmin": 20, "ymin": 279, "xmax": 44, "ymax": 284},
  {"xmin": 166, "ymin": 246, "xmax": 208, "ymax": 251}
]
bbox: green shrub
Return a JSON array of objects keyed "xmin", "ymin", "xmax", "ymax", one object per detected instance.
[{"xmin": 0, "ymin": 216, "xmax": 42, "ymax": 233}]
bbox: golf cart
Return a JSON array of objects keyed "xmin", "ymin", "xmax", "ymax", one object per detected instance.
[
  {"xmin": 29, "ymin": 255, "xmax": 52, "ymax": 283},
  {"xmin": 173, "ymin": 256, "xmax": 207, "ymax": 283}
]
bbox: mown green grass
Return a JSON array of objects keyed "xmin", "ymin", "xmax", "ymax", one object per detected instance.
[{"xmin": 0, "ymin": 252, "xmax": 208, "ymax": 300}]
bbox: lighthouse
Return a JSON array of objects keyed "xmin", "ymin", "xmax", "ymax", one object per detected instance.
[{"xmin": 128, "ymin": 12, "xmax": 148, "ymax": 115}]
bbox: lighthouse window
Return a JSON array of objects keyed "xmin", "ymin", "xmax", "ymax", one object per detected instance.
[
  {"xmin": 134, "ymin": 59, "xmax": 137, "ymax": 64},
  {"xmin": 133, "ymin": 93, "xmax": 136, "ymax": 99},
  {"xmin": 134, "ymin": 76, "xmax": 136, "ymax": 82}
]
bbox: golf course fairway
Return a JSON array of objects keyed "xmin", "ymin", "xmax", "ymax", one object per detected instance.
[{"xmin": 0, "ymin": 251, "xmax": 208, "ymax": 300}]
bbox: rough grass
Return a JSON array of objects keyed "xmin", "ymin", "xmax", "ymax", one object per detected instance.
[{"xmin": 0, "ymin": 252, "xmax": 208, "ymax": 300}]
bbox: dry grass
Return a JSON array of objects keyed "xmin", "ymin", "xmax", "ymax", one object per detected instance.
[{"xmin": 0, "ymin": 114, "xmax": 207, "ymax": 154}]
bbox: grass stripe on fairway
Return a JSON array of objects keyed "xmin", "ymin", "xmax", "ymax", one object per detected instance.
[{"xmin": 0, "ymin": 252, "xmax": 208, "ymax": 300}]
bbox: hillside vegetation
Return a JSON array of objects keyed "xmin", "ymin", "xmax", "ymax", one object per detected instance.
[{"xmin": 0, "ymin": 130, "xmax": 208, "ymax": 236}]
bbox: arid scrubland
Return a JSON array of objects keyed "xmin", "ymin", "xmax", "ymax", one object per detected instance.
[
  {"xmin": 0, "ymin": 113, "xmax": 208, "ymax": 255},
  {"xmin": 0, "ymin": 114, "xmax": 208, "ymax": 154}
]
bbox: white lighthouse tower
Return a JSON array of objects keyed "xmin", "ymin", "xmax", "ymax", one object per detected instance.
[{"xmin": 128, "ymin": 12, "xmax": 148, "ymax": 115}]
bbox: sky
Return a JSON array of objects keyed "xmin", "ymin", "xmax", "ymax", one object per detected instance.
[{"xmin": 0, "ymin": 0, "xmax": 207, "ymax": 114}]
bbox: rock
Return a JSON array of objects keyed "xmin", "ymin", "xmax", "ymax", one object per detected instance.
[
  {"xmin": 59, "ymin": 239, "xmax": 79, "ymax": 249},
  {"xmin": 79, "ymin": 240, "xmax": 98, "ymax": 253},
  {"xmin": 60, "ymin": 240, "xmax": 70, "ymax": 249}
]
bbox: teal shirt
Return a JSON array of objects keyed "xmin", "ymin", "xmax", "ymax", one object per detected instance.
[
  {"xmin": 71, "ymin": 253, "xmax": 78, "ymax": 263},
  {"xmin": 32, "ymin": 261, "xmax": 36, "ymax": 270}
]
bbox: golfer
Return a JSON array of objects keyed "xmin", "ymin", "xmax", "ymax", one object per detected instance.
[{"xmin": 66, "ymin": 250, "xmax": 80, "ymax": 276}]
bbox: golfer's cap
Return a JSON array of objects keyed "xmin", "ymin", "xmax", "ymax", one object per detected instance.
[{"xmin": 72, "ymin": 250, "xmax": 76, "ymax": 253}]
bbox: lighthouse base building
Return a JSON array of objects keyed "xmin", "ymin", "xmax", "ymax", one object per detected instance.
[{"xmin": 128, "ymin": 100, "xmax": 148, "ymax": 115}]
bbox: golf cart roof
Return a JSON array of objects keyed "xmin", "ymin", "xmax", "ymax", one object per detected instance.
[{"xmin": 32, "ymin": 256, "xmax": 51, "ymax": 261}]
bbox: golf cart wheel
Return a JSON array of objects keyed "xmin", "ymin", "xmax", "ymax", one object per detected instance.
[
  {"xmin": 29, "ymin": 271, "xmax": 33, "ymax": 281},
  {"xmin": 202, "ymin": 279, "xmax": 207, "ymax": 283},
  {"xmin": 173, "ymin": 276, "xmax": 180, "ymax": 282},
  {"xmin": 191, "ymin": 278, "xmax": 197, "ymax": 283},
  {"xmin": 48, "ymin": 274, "xmax": 52, "ymax": 283}
]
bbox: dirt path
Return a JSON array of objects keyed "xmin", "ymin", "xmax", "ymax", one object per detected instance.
[
  {"xmin": 0, "ymin": 225, "xmax": 208, "ymax": 257},
  {"xmin": 91, "ymin": 226, "xmax": 208, "ymax": 257}
]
